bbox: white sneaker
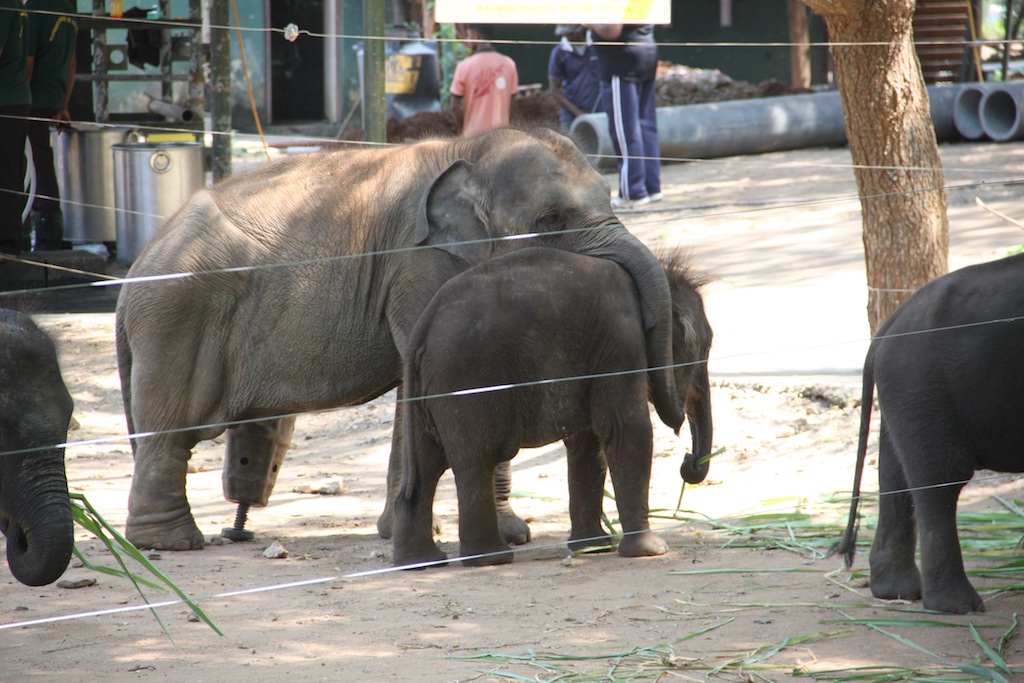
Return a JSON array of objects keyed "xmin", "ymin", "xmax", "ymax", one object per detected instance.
[
  {"xmin": 611, "ymin": 195, "xmax": 651, "ymax": 209},
  {"xmin": 649, "ymin": 192, "xmax": 663, "ymax": 203}
]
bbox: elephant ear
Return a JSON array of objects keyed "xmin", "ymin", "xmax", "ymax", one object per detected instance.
[{"xmin": 414, "ymin": 159, "xmax": 492, "ymax": 264}]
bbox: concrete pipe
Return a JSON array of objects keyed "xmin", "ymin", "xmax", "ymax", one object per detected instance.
[
  {"xmin": 925, "ymin": 83, "xmax": 968, "ymax": 142},
  {"xmin": 979, "ymin": 82, "xmax": 1024, "ymax": 142},
  {"xmin": 570, "ymin": 84, "xmax": 967, "ymax": 168},
  {"xmin": 569, "ymin": 91, "xmax": 847, "ymax": 167},
  {"xmin": 952, "ymin": 83, "xmax": 1001, "ymax": 140}
]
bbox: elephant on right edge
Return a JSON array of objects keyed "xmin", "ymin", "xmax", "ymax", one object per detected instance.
[
  {"xmin": 834, "ymin": 252, "xmax": 1024, "ymax": 614},
  {"xmin": 393, "ymin": 246, "xmax": 713, "ymax": 567}
]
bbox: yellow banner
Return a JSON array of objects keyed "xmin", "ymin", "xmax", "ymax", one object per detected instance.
[{"xmin": 435, "ymin": 0, "xmax": 670, "ymax": 24}]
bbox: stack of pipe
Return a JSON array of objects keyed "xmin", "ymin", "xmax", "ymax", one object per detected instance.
[
  {"xmin": 568, "ymin": 83, "xmax": 1007, "ymax": 167},
  {"xmin": 953, "ymin": 82, "xmax": 1024, "ymax": 142}
]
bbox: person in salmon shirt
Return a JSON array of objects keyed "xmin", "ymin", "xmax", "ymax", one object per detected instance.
[{"xmin": 449, "ymin": 24, "xmax": 518, "ymax": 137}]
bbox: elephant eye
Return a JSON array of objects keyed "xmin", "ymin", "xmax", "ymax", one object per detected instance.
[{"xmin": 536, "ymin": 211, "xmax": 561, "ymax": 231}]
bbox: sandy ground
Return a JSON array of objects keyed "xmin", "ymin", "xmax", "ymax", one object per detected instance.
[{"xmin": 3, "ymin": 142, "xmax": 1024, "ymax": 682}]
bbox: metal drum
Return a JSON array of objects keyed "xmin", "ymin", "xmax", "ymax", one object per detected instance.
[
  {"xmin": 112, "ymin": 141, "xmax": 205, "ymax": 264},
  {"xmin": 51, "ymin": 124, "xmax": 143, "ymax": 244}
]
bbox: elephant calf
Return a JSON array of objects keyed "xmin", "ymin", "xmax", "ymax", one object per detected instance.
[
  {"xmin": 835, "ymin": 252, "xmax": 1024, "ymax": 613},
  {"xmin": 393, "ymin": 246, "xmax": 713, "ymax": 567},
  {"xmin": 0, "ymin": 309, "xmax": 75, "ymax": 586}
]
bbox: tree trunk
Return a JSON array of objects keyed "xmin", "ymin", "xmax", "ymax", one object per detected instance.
[
  {"xmin": 800, "ymin": 0, "xmax": 948, "ymax": 334},
  {"xmin": 788, "ymin": 0, "xmax": 812, "ymax": 88}
]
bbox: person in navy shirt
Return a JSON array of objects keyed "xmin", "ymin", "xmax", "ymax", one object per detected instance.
[{"xmin": 547, "ymin": 25, "xmax": 600, "ymax": 132}]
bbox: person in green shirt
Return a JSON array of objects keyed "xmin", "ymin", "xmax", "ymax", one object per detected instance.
[
  {"xmin": 0, "ymin": 0, "xmax": 30, "ymax": 258},
  {"xmin": 25, "ymin": 0, "xmax": 76, "ymax": 250}
]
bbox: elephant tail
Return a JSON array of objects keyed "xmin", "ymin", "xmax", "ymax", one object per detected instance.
[
  {"xmin": 830, "ymin": 347, "xmax": 876, "ymax": 568},
  {"xmin": 400, "ymin": 346, "xmax": 430, "ymax": 503}
]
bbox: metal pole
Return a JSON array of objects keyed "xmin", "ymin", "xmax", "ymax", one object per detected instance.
[
  {"xmin": 210, "ymin": 1, "xmax": 232, "ymax": 180},
  {"xmin": 1002, "ymin": 0, "xmax": 1012, "ymax": 82},
  {"xmin": 188, "ymin": 0, "xmax": 205, "ymax": 113},
  {"xmin": 325, "ymin": 1, "xmax": 341, "ymax": 122},
  {"xmin": 362, "ymin": 0, "xmax": 386, "ymax": 143}
]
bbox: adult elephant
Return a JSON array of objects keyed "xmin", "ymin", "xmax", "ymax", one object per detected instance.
[
  {"xmin": 116, "ymin": 127, "xmax": 685, "ymax": 551},
  {"xmin": 0, "ymin": 309, "xmax": 75, "ymax": 586}
]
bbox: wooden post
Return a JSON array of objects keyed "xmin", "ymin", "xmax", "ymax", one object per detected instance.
[{"xmin": 788, "ymin": 0, "xmax": 811, "ymax": 88}]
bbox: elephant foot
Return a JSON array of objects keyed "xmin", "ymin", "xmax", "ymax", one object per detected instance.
[
  {"xmin": 393, "ymin": 544, "xmax": 447, "ymax": 570},
  {"xmin": 498, "ymin": 511, "xmax": 531, "ymax": 546},
  {"xmin": 923, "ymin": 581, "xmax": 985, "ymax": 614},
  {"xmin": 868, "ymin": 560, "xmax": 922, "ymax": 602},
  {"xmin": 125, "ymin": 516, "xmax": 205, "ymax": 551},
  {"xmin": 617, "ymin": 531, "xmax": 668, "ymax": 558},
  {"xmin": 568, "ymin": 530, "xmax": 615, "ymax": 553},
  {"xmin": 460, "ymin": 542, "xmax": 514, "ymax": 566},
  {"xmin": 376, "ymin": 508, "xmax": 394, "ymax": 540}
]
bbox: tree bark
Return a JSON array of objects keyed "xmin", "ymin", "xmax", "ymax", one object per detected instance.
[{"xmin": 800, "ymin": 0, "xmax": 948, "ymax": 334}]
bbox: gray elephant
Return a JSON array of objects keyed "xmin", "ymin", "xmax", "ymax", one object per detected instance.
[
  {"xmin": 0, "ymin": 309, "xmax": 75, "ymax": 586},
  {"xmin": 835, "ymin": 252, "xmax": 1024, "ymax": 613},
  {"xmin": 393, "ymin": 246, "xmax": 712, "ymax": 567},
  {"xmin": 116, "ymin": 127, "xmax": 686, "ymax": 551}
]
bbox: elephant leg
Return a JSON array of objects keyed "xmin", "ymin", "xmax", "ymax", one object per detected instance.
[
  {"xmin": 125, "ymin": 431, "xmax": 205, "ymax": 550},
  {"xmin": 868, "ymin": 423, "xmax": 922, "ymax": 602},
  {"xmin": 564, "ymin": 430, "xmax": 613, "ymax": 552},
  {"xmin": 454, "ymin": 455, "xmax": 514, "ymax": 566},
  {"xmin": 494, "ymin": 459, "xmax": 531, "ymax": 545},
  {"xmin": 601, "ymin": 399, "xmax": 666, "ymax": 558},
  {"xmin": 379, "ymin": 396, "xmax": 530, "ymax": 546},
  {"xmin": 913, "ymin": 481, "xmax": 982, "ymax": 613},
  {"xmin": 377, "ymin": 396, "xmax": 406, "ymax": 540},
  {"xmin": 392, "ymin": 429, "xmax": 448, "ymax": 568}
]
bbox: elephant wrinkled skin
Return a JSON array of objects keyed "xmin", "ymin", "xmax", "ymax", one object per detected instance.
[
  {"xmin": 393, "ymin": 247, "xmax": 712, "ymax": 567},
  {"xmin": 835, "ymin": 252, "xmax": 1024, "ymax": 613},
  {"xmin": 116, "ymin": 128, "xmax": 685, "ymax": 551},
  {"xmin": 0, "ymin": 309, "xmax": 75, "ymax": 586}
]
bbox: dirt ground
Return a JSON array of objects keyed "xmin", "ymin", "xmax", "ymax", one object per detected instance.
[{"xmin": 4, "ymin": 142, "xmax": 1024, "ymax": 682}]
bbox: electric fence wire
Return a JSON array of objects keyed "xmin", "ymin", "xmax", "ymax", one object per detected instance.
[
  {"xmin": 0, "ymin": 4, "xmax": 1023, "ymax": 631},
  {"xmin": 3, "ymin": 3, "xmax": 1021, "ymax": 51},
  {"xmin": 0, "ymin": 7, "xmax": 1019, "ymax": 463}
]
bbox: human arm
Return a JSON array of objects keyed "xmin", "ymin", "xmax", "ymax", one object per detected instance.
[
  {"xmin": 57, "ymin": 52, "xmax": 75, "ymax": 123},
  {"xmin": 548, "ymin": 76, "xmax": 584, "ymax": 118}
]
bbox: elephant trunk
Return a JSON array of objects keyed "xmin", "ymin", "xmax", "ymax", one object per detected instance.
[
  {"xmin": 572, "ymin": 223, "xmax": 685, "ymax": 431},
  {"xmin": 1, "ymin": 450, "xmax": 74, "ymax": 586},
  {"xmin": 680, "ymin": 368, "xmax": 713, "ymax": 484}
]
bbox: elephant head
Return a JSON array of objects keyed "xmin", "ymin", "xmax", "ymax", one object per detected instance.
[
  {"xmin": 413, "ymin": 128, "xmax": 686, "ymax": 431},
  {"xmin": 0, "ymin": 310, "xmax": 75, "ymax": 586},
  {"xmin": 658, "ymin": 251, "xmax": 714, "ymax": 484}
]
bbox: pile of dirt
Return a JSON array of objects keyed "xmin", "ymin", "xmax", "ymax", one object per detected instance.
[
  {"xmin": 340, "ymin": 63, "xmax": 811, "ymax": 143},
  {"xmin": 655, "ymin": 62, "xmax": 810, "ymax": 106}
]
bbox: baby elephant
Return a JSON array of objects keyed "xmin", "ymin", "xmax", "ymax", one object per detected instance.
[
  {"xmin": 835, "ymin": 252, "xmax": 1024, "ymax": 613},
  {"xmin": 393, "ymin": 246, "xmax": 713, "ymax": 567}
]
